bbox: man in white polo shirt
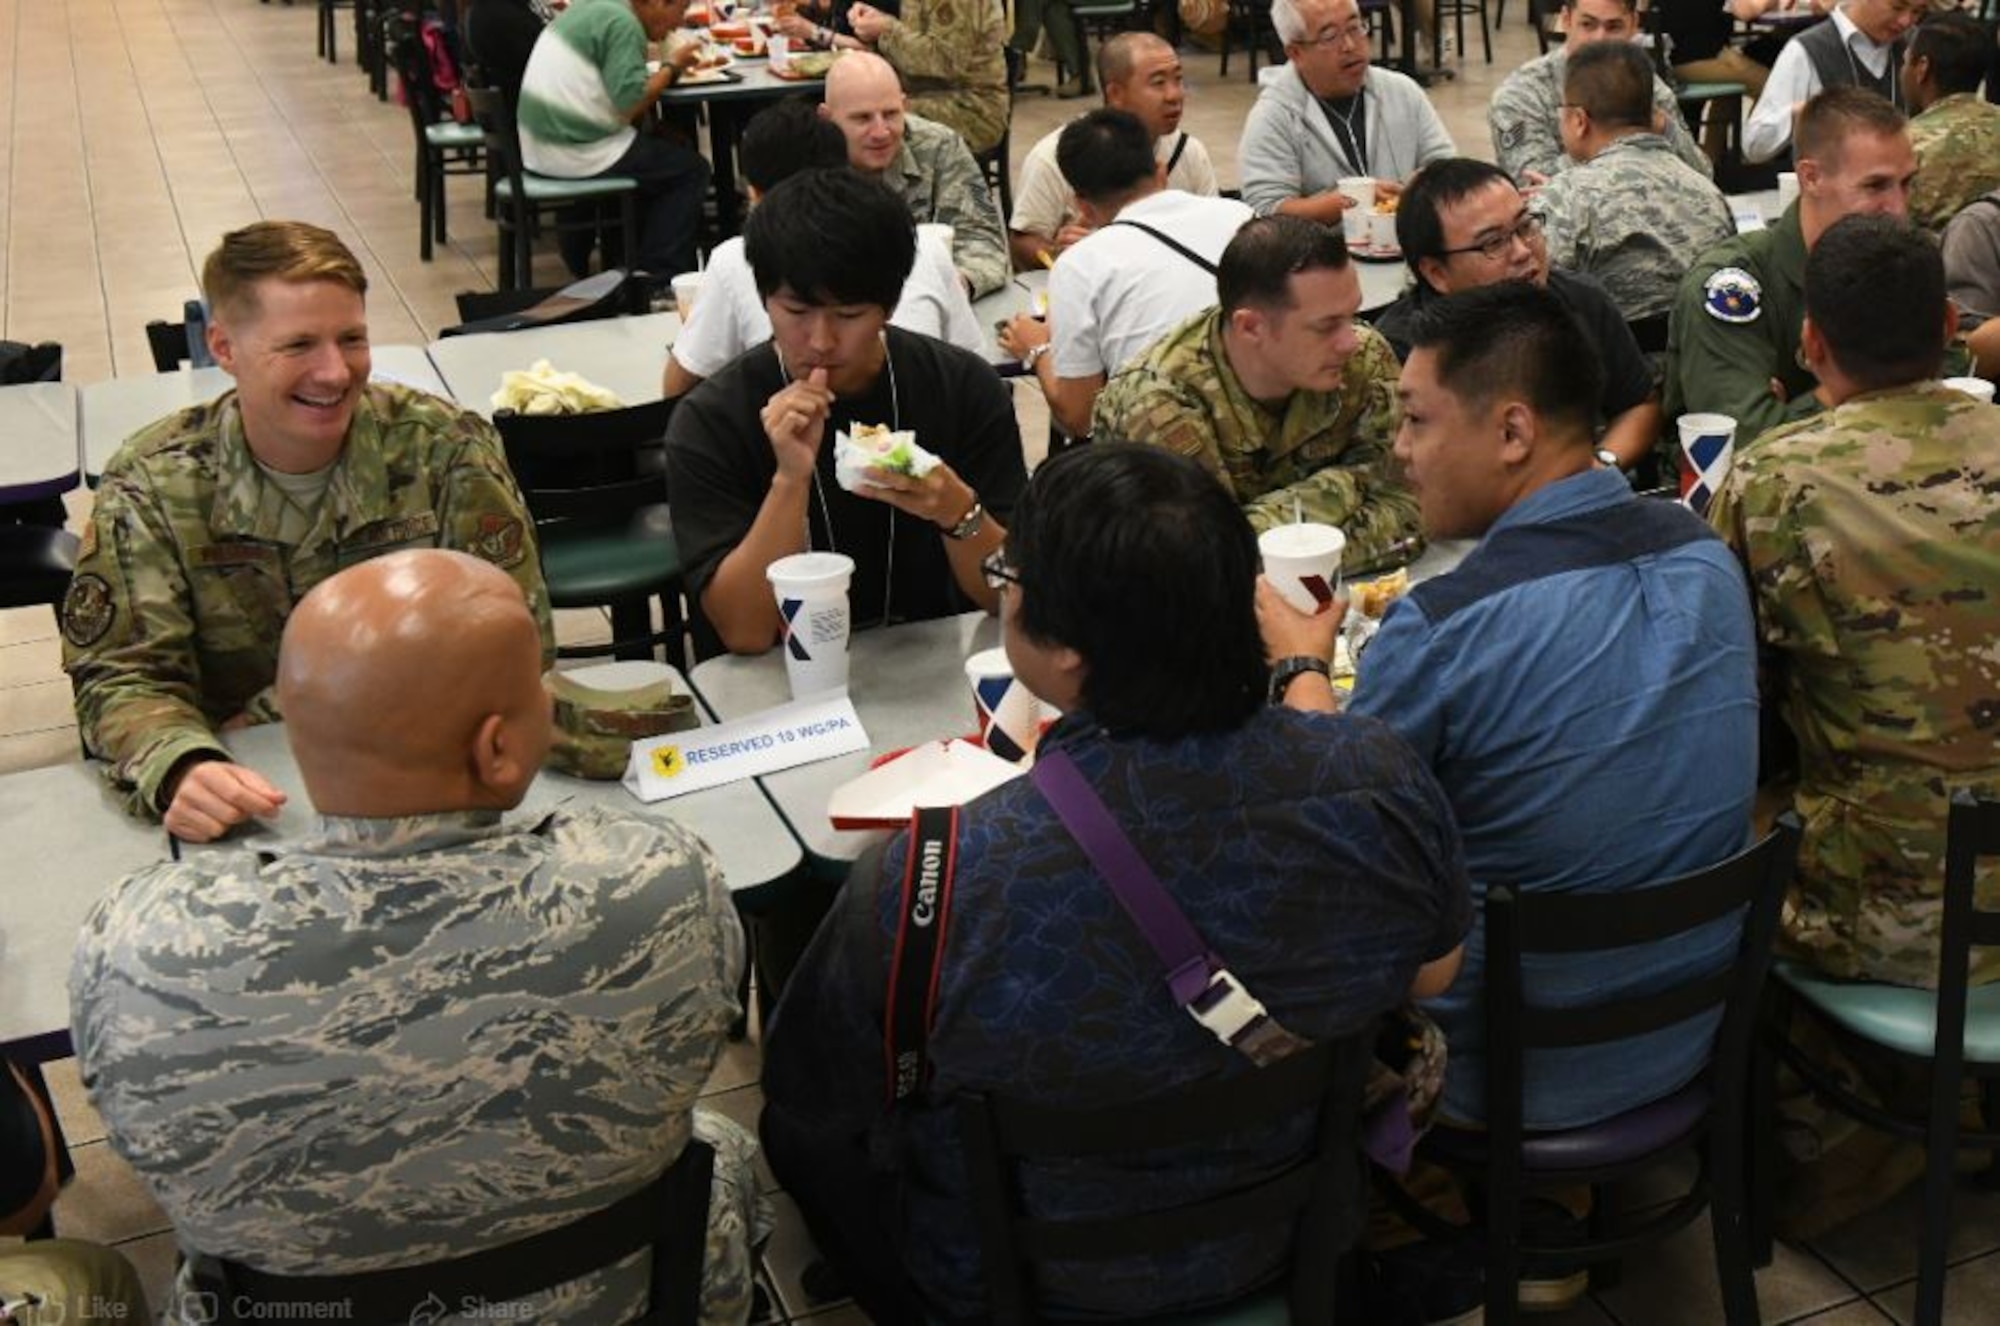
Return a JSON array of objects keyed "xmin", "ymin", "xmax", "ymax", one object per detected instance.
[
  {"xmin": 1006, "ymin": 32, "xmax": 1220, "ymax": 272},
  {"xmin": 999, "ymin": 109, "xmax": 1251, "ymax": 437},
  {"xmin": 516, "ymin": 0, "xmax": 710, "ymax": 277}
]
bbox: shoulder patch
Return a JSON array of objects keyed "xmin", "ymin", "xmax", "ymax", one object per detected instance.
[
  {"xmin": 470, "ymin": 512, "xmax": 528, "ymax": 569},
  {"xmin": 62, "ymin": 574, "xmax": 116, "ymax": 649},
  {"xmin": 1703, "ymin": 267, "xmax": 1762, "ymax": 324}
]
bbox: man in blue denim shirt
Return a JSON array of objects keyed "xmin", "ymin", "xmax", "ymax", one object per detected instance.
[
  {"xmin": 1263, "ymin": 282, "xmax": 1759, "ymax": 1136},
  {"xmin": 763, "ymin": 444, "xmax": 1471, "ymax": 1325}
]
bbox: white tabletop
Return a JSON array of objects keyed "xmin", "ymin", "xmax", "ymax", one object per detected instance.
[
  {"xmin": 427, "ymin": 312, "xmax": 683, "ymax": 419},
  {"xmin": 78, "ymin": 348, "xmax": 452, "ymax": 481},
  {"xmin": 691, "ymin": 612, "xmax": 1003, "ymax": 865},
  {"xmin": 1728, "ymin": 189, "xmax": 1786, "ymax": 233},
  {"xmin": 0, "ymin": 381, "xmax": 81, "ymax": 504},
  {"xmin": 208, "ymin": 700, "xmax": 802, "ymax": 896},
  {"xmin": 0, "ymin": 761, "xmax": 171, "ymax": 1055}
]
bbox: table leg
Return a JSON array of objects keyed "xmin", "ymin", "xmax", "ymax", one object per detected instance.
[{"xmin": 709, "ymin": 106, "xmax": 746, "ymax": 240}]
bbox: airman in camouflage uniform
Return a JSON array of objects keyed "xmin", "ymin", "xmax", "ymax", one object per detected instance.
[
  {"xmin": 1707, "ymin": 216, "xmax": 2000, "ymax": 990},
  {"xmin": 1907, "ymin": 93, "xmax": 2000, "ymax": 231},
  {"xmin": 1901, "ymin": 11, "xmax": 2000, "ymax": 232},
  {"xmin": 71, "ymin": 805, "xmax": 769, "ymax": 1326},
  {"xmin": 62, "ymin": 383, "xmax": 555, "ymax": 821},
  {"xmin": 1488, "ymin": 47, "xmax": 1711, "ymax": 185},
  {"xmin": 873, "ymin": 0, "xmax": 1010, "ymax": 155},
  {"xmin": 886, "ymin": 114, "xmax": 1010, "ymax": 297},
  {"xmin": 1090, "ymin": 303, "xmax": 1420, "ymax": 573}
]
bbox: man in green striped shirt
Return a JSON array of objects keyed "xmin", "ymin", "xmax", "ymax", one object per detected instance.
[{"xmin": 517, "ymin": 0, "xmax": 710, "ymax": 275}]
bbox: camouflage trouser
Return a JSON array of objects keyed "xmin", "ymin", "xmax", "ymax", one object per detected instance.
[
  {"xmin": 695, "ymin": 1107, "xmax": 776, "ymax": 1326},
  {"xmin": 0, "ymin": 1239, "xmax": 149, "ymax": 1325}
]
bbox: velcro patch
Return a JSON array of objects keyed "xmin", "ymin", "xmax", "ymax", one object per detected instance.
[
  {"xmin": 62, "ymin": 573, "xmax": 116, "ymax": 648},
  {"xmin": 471, "ymin": 513, "xmax": 528, "ymax": 569},
  {"xmin": 1703, "ymin": 267, "xmax": 1762, "ymax": 324}
]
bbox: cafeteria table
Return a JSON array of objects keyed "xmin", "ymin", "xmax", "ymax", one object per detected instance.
[
  {"xmin": 662, "ymin": 59, "xmax": 828, "ymax": 238},
  {"xmin": 0, "ymin": 381, "xmax": 80, "ymax": 505},
  {"xmin": 428, "ymin": 311, "xmax": 683, "ymax": 418},
  {"xmin": 77, "ymin": 347, "xmax": 451, "ymax": 483}
]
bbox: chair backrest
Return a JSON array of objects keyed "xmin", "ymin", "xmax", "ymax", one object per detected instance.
[
  {"xmin": 193, "ymin": 1136, "xmax": 713, "ymax": 1326},
  {"xmin": 386, "ymin": 9, "xmax": 455, "ymax": 130},
  {"xmin": 493, "ymin": 398, "xmax": 676, "ymax": 526},
  {"xmin": 0, "ymin": 341, "xmax": 61, "ymax": 385},
  {"xmin": 1482, "ymin": 818, "xmax": 1801, "ymax": 1159},
  {"xmin": 1936, "ymin": 792, "xmax": 2000, "ymax": 1065},
  {"xmin": 466, "ymin": 82, "xmax": 532, "ymax": 200},
  {"xmin": 957, "ymin": 1032, "xmax": 1374, "ymax": 1325}
]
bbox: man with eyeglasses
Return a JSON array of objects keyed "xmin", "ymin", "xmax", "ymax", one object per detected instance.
[
  {"xmin": 1665, "ymin": 87, "xmax": 1915, "ymax": 444},
  {"xmin": 1089, "ymin": 216, "xmax": 1422, "ymax": 574},
  {"xmin": 1487, "ymin": 0, "xmax": 1711, "ymax": 185},
  {"xmin": 1371, "ymin": 158, "xmax": 1662, "ymax": 469},
  {"xmin": 1239, "ymin": 0, "xmax": 1456, "ymax": 225},
  {"xmin": 1744, "ymin": 0, "xmax": 1921, "ymax": 163}
]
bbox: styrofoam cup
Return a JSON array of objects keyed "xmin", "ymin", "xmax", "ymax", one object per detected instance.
[
  {"xmin": 672, "ymin": 272, "xmax": 703, "ymax": 323},
  {"xmin": 767, "ymin": 552, "xmax": 855, "ymax": 697},
  {"xmin": 1944, "ymin": 376, "xmax": 1996, "ymax": 404},
  {"xmin": 1339, "ymin": 177, "xmax": 1375, "ymax": 245},
  {"xmin": 1368, "ymin": 210, "xmax": 1397, "ymax": 252},
  {"xmin": 964, "ymin": 648, "xmax": 1043, "ymax": 763},
  {"xmin": 1776, "ymin": 171, "xmax": 1799, "ymax": 211},
  {"xmin": 1259, "ymin": 523, "xmax": 1346, "ymax": 615}
]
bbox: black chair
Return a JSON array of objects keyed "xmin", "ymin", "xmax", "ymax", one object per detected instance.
[
  {"xmin": 144, "ymin": 320, "xmax": 192, "ymax": 373},
  {"xmin": 1758, "ymin": 791, "xmax": 2000, "ymax": 1326},
  {"xmin": 493, "ymin": 400, "xmax": 687, "ymax": 664},
  {"xmin": 958, "ymin": 1033, "xmax": 1373, "ymax": 1325},
  {"xmin": 1381, "ymin": 818, "xmax": 1801, "ymax": 1326},
  {"xmin": 388, "ymin": 12, "xmax": 488, "ymax": 262},
  {"xmin": 1219, "ymin": 0, "xmax": 1281, "ymax": 80},
  {"xmin": 465, "ymin": 84, "xmax": 641, "ymax": 291},
  {"xmin": 1433, "ymin": 0, "xmax": 1493, "ymax": 66},
  {"xmin": 191, "ymin": 1137, "xmax": 713, "ymax": 1326},
  {"xmin": 317, "ymin": 0, "xmax": 355, "ymax": 63},
  {"xmin": 0, "ymin": 342, "xmax": 79, "ymax": 580}
]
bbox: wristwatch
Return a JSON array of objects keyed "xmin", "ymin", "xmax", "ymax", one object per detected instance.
[
  {"xmin": 1020, "ymin": 342, "xmax": 1052, "ymax": 372},
  {"xmin": 945, "ymin": 500, "xmax": 986, "ymax": 541},
  {"xmin": 1267, "ymin": 655, "xmax": 1332, "ymax": 705}
]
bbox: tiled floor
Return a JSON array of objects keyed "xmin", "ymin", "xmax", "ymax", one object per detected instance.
[{"xmin": 8, "ymin": 2, "xmax": 2000, "ymax": 1323}]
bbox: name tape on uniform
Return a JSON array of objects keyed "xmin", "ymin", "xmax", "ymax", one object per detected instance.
[{"xmin": 624, "ymin": 694, "xmax": 870, "ymax": 801}]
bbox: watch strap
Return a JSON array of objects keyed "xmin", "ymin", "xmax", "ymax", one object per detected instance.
[{"xmin": 1267, "ymin": 655, "xmax": 1332, "ymax": 705}]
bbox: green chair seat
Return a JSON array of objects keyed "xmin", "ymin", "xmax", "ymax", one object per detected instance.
[
  {"xmin": 1677, "ymin": 80, "xmax": 1749, "ymax": 101},
  {"xmin": 424, "ymin": 120, "xmax": 485, "ymax": 149},
  {"xmin": 1773, "ymin": 957, "xmax": 2000, "ymax": 1062},
  {"xmin": 541, "ymin": 531, "xmax": 679, "ymax": 607},
  {"xmin": 1072, "ymin": 1, "xmax": 1137, "ymax": 14},
  {"xmin": 495, "ymin": 173, "xmax": 640, "ymax": 204}
]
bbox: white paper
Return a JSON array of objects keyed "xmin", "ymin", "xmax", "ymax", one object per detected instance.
[{"xmin": 623, "ymin": 694, "xmax": 869, "ymax": 801}]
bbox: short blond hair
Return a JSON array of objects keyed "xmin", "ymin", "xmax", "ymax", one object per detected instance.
[{"xmin": 201, "ymin": 221, "xmax": 368, "ymax": 323}]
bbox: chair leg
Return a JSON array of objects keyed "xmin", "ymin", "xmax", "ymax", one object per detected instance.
[
  {"xmin": 1482, "ymin": 1184, "xmax": 1521, "ymax": 1326},
  {"xmin": 434, "ymin": 156, "xmax": 451, "ymax": 245},
  {"xmin": 1709, "ymin": 1120, "xmax": 1760, "ymax": 1325},
  {"xmin": 1478, "ymin": 0, "xmax": 1492, "ymax": 62},
  {"xmin": 1748, "ymin": 1034, "xmax": 1780, "ymax": 1267},
  {"xmin": 610, "ymin": 598, "xmax": 656, "ymax": 662},
  {"xmin": 1916, "ymin": 1053, "xmax": 1964, "ymax": 1324}
]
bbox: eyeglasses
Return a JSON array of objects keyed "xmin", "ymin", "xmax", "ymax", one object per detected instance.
[
  {"xmin": 1438, "ymin": 211, "xmax": 1545, "ymax": 262},
  {"xmin": 1296, "ymin": 20, "xmax": 1371, "ymax": 46},
  {"xmin": 981, "ymin": 549, "xmax": 1022, "ymax": 591}
]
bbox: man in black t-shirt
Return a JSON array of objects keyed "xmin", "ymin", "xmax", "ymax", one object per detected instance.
[
  {"xmin": 1372, "ymin": 158, "xmax": 1662, "ymax": 470},
  {"xmin": 665, "ymin": 169, "xmax": 1026, "ymax": 658}
]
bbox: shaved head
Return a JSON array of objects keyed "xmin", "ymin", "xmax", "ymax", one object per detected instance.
[
  {"xmin": 824, "ymin": 50, "xmax": 904, "ymax": 114},
  {"xmin": 820, "ymin": 52, "xmax": 908, "ymax": 173},
  {"xmin": 278, "ymin": 549, "xmax": 551, "ymax": 817}
]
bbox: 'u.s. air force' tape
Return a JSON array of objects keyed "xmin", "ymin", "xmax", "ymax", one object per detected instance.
[{"xmin": 624, "ymin": 694, "xmax": 870, "ymax": 802}]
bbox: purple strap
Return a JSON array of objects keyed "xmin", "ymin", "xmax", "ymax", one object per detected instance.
[{"xmin": 1030, "ymin": 750, "xmax": 1222, "ymax": 1006}]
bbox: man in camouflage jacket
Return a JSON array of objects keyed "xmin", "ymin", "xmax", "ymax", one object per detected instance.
[
  {"xmin": 71, "ymin": 550, "xmax": 769, "ymax": 1326},
  {"xmin": 61, "ymin": 222, "xmax": 552, "ymax": 841},
  {"xmin": 1902, "ymin": 10, "xmax": 2000, "ymax": 232},
  {"xmin": 1090, "ymin": 216, "xmax": 1420, "ymax": 573},
  {"xmin": 1708, "ymin": 214, "xmax": 2000, "ymax": 988}
]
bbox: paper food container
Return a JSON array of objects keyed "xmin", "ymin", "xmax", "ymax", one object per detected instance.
[{"xmin": 827, "ymin": 739, "xmax": 1026, "ymax": 830}]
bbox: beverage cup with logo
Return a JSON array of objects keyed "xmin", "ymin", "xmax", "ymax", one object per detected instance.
[
  {"xmin": 1776, "ymin": 171, "xmax": 1799, "ymax": 212},
  {"xmin": 1944, "ymin": 376, "xmax": 1996, "ymax": 404},
  {"xmin": 1676, "ymin": 413, "xmax": 1737, "ymax": 517},
  {"xmin": 1259, "ymin": 523, "xmax": 1346, "ymax": 615},
  {"xmin": 1338, "ymin": 177, "xmax": 1375, "ymax": 246},
  {"xmin": 671, "ymin": 272, "xmax": 704, "ymax": 323},
  {"xmin": 767, "ymin": 552, "xmax": 856, "ymax": 697},
  {"xmin": 964, "ymin": 648, "xmax": 1043, "ymax": 762}
]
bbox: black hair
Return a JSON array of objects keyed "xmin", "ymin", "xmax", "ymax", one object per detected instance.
[
  {"xmin": 1008, "ymin": 444, "xmax": 1266, "ymax": 736},
  {"xmin": 745, "ymin": 167, "xmax": 916, "ymax": 309},
  {"xmin": 740, "ymin": 97, "xmax": 848, "ymax": 194},
  {"xmin": 1563, "ymin": 40, "xmax": 1655, "ymax": 130},
  {"xmin": 1805, "ymin": 214, "xmax": 1947, "ymax": 390},
  {"xmin": 1057, "ymin": 108, "xmax": 1158, "ymax": 207},
  {"xmin": 1216, "ymin": 215, "xmax": 1349, "ymax": 316},
  {"xmin": 1406, "ymin": 282, "xmax": 1604, "ymax": 439},
  {"xmin": 1909, "ymin": 11, "xmax": 1990, "ymax": 99},
  {"xmin": 1395, "ymin": 157, "xmax": 1513, "ymax": 274}
]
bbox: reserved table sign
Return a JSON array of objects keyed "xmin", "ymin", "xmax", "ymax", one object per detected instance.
[{"xmin": 624, "ymin": 693, "xmax": 870, "ymax": 801}]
